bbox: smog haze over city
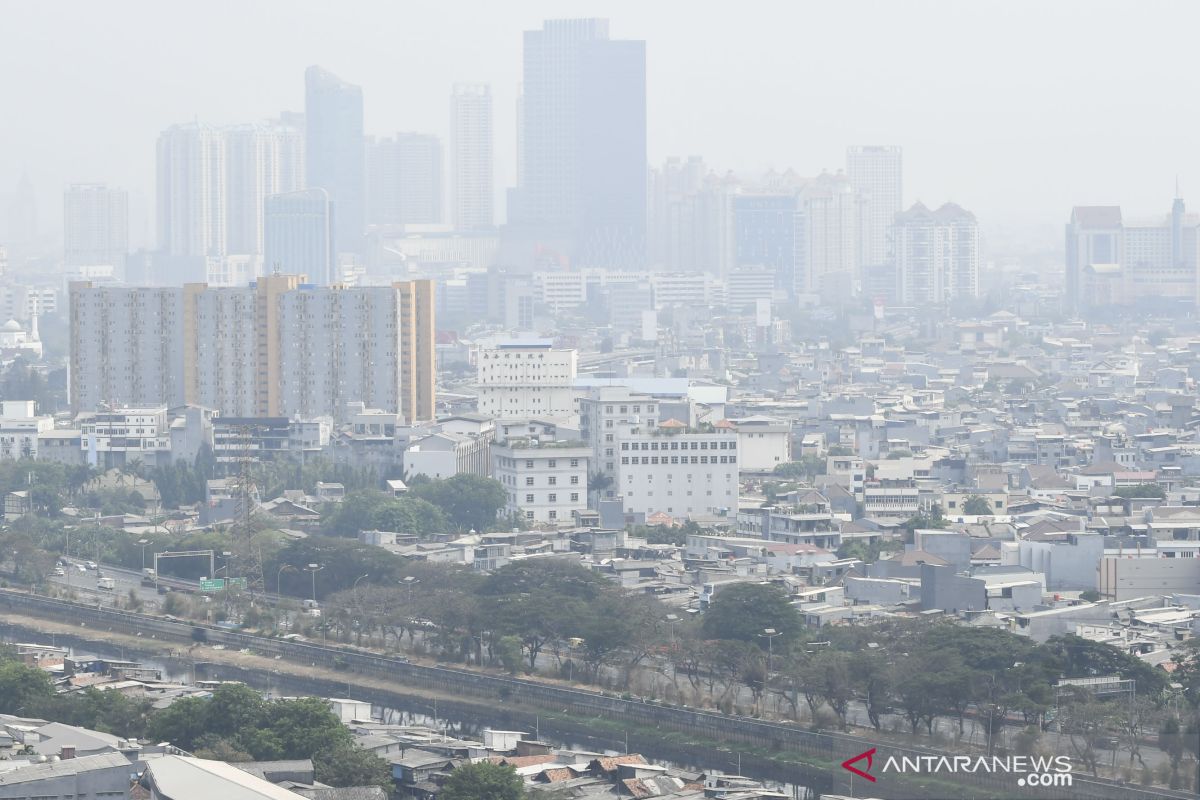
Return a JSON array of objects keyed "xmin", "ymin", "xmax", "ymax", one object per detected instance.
[{"xmin": 2, "ymin": 3, "xmax": 1200, "ymax": 800}]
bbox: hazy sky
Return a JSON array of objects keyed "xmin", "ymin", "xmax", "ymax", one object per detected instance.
[{"xmin": 4, "ymin": 0, "xmax": 1200, "ymax": 250}]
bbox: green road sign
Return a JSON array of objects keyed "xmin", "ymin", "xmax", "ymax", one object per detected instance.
[{"xmin": 199, "ymin": 578, "xmax": 225, "ymax": 592}]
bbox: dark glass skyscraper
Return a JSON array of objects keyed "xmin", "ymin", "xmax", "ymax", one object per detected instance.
[
  {"xmin": 264, "ymin": 188, "xmax": 336, "ymax": 285},
  {"xmin": 305, "ymin": 66, "xmax": 365, "ymax": 254},
  {"xmin": 518, "ymin": 19, "xmax": 646, "ymax": 268}
]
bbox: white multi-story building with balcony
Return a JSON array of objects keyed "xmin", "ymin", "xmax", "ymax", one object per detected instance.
[
  {"xmin": 0, "ymin": 401, "xmax": 52, "ymax": 460},
  {"xmin": 78, "ymin": 407, "xmax": 172, "ymax": 468}
]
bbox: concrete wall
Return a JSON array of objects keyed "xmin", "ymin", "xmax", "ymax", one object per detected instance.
[
  {"xmin": 1018, "ymin": 535, "xmax": 1103, "ymax": 591},
  {"xmin": 1100, "ymin": 557, "xmax": 1200, "ymax": 601}
]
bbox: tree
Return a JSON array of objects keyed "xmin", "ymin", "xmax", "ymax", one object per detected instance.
[
  {"xmin": 962, "ymin": 495, "xmax": 994, "ymax": 516},
  {"xmin": 440, "ymin": 762, "xmax": 526, "ymax": 800},
  {"xmin": 313, "ymin": 741, "xmax": 392, "ymax": 792},
  {"xmin": 147, "ymin": 696, "xmax": 211, "ymax": 750},
  {"xmin": 409, "ymin": 474, "xmax": 507, "ymax": 532},
  {"xmin": 320, "ymin": 490, "xmax": 447, "ymax": 538},
  {"xmin": 265, "ymin": 697, "xmax": 353, "ymax": 758},
  {"xmin": 0, "ymin": 660, "xmax": 56, "ymax": 716},
  {"xmin": 701, "ymin": 583, "xmax": 803, "ymax": 645},
  {"xmin": 1113, "ymin": 484, "xmax": 1165, "ymax": 500},
  {"xmin": 1037, "ymin": 634, "xmax": 1166, "ymax": 697}
]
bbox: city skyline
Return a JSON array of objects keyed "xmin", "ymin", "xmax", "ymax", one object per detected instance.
[{"xmin": 5, "ymin": 1, "xmax": 1200, "ymax": 250}]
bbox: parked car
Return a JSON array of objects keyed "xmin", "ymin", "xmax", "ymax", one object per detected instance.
[{"xmin": 51, "ymin": 567, "xmax": 64, "ymax": 577}]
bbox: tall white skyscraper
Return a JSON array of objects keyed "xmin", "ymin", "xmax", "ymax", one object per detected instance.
[
  {"xmin": 367, "ymin": 134, "xmax": 443, "ymax": 226},
  {"xmin": 157, "ymin": 123, "xmax": 227, "ymax": 258},
  {"xmin": 224, "ymin": 122, "xmax": 304, "ymax": 256},
  {"xmin": 802, "ymin": 172, "xmax": 861, "ymax": 297},
  {"xmin": 894, "ymin": 202, "xmax": 979, "ymax": 304},
  {"xmin": 64, "ymin": 184, "xmax": 129, "ymax": 274},
  {"xmin": 157, "ymin": 121, "xmax": 303, "ymax": 265},
  {"xmin": 847, "ymin": 145, "xmax": 902, "ymax": 268},
  {"xmin": 450, "ymin": 83, "xmax": 494, "ymax": 230}
]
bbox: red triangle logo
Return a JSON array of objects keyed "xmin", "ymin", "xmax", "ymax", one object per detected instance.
[{"xmin": 841, "ymin": 748, "xmax": 877, "ymax": 782}]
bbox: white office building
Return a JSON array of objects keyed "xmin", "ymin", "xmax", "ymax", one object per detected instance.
[
  {"xmin": 79, "ymin": 407, "xmax": 172, "ymax": 468},
  {"xmin": 615, "ymin": 419, "xmax": 738, "ymax": 519},
  {"xmin": 475, "ymin": 340, "xmax": 578, "ymax": 418},
  {"xmin": 492, "ymin": 439, "xmax": 589, "ymax": 524},
  {"xmin": 533, "ymin": 271, "xmax": 588, "ymax": 310},
  {"xmin": 731, "ymin": 415, "xmax": 791, "ymax": 472}
]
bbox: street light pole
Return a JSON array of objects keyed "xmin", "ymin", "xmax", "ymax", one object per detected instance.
[
  {"xmin": 137, "ymin": 539, "xmax": 149, "ymax": 570},
  {"xmin": 277, "ymin": 564, "xmax": 294, "ymax": 594},
  {"xmin": 305, "ymin": 563, "xmax": 324, "ymax": 604},
  {"xmin": 758, "ymin": 628, "xmax": 783, "ymax": 715}
]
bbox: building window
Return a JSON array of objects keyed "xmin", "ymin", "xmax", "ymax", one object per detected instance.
[
  {"xmin": 570, "ymin": 475, "xmax": 579, "ymax": 484},
  {"xmin": 526, "ymin": 510, "xmax": 534, "ymax": 519},
  {"xmin": 548, "ymin": 477, "xmax": 557, "ymax": 486},
  {"xmin": 526, "ymin": 493, "xmax": 534, "ymax": 503},
  {"xmin": 549, "ymin": 493, "xmax": 557, "ymax": 502},
  {"xmin": 549, "ymin": 510, "xmax": 557, "ymax": 520},
  {"xmin": 570, "ymin": 493, "xmax": 579, "ymax": 502},
  {"xmin": 548, "ymin": 459, "xmax": 557, "ymax": 468},
  {"xmin": 525, "ymin": 459, "xmax": 534, "ymax": 468},
  {"xmin": 525, "ymin": 477, "xmax": 534, "ymax": 486},
  {"xmin": 570, "ymin": 459, "xmax": 579, "ymax": 467}
]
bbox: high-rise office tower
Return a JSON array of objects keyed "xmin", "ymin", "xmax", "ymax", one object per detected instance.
[
  {"xmin": 519, "ymin": 19, "xmax": 646, "ymax": 266},
  {"xmin": 305, "ymin": 66, "xmax": 365, "ymax": 253},
  {"xmin": 264, "ymin": 188, "xmax": 336, "ymax": 284},
  {"xmin": 366, "ymin": 133, "xmax": 443, "ymax": 226},
  {"xmin": 156, "ymin": 123, "xmax": 227, "ymax": 258},
  {"xmin": 64, "ymin": 184, "xmax": 129, "ymax": 274},
  {"xmin": 894, "ymin": 202, "xmax": 979, "ymax": 305},
  {"xmin": 224, "ymin": 122, "xmax": 304, "ymax": 256},
  {"xmin": 450, "ymin": 83, "xmax": 494, "ymax": 230},
  {"xmin": 70, "ymin": 278, "xmax": 436, "ymax": 420},
  {"xmin": 847, "ymin": 146, "xmax": 903, "ymax": 268}
]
